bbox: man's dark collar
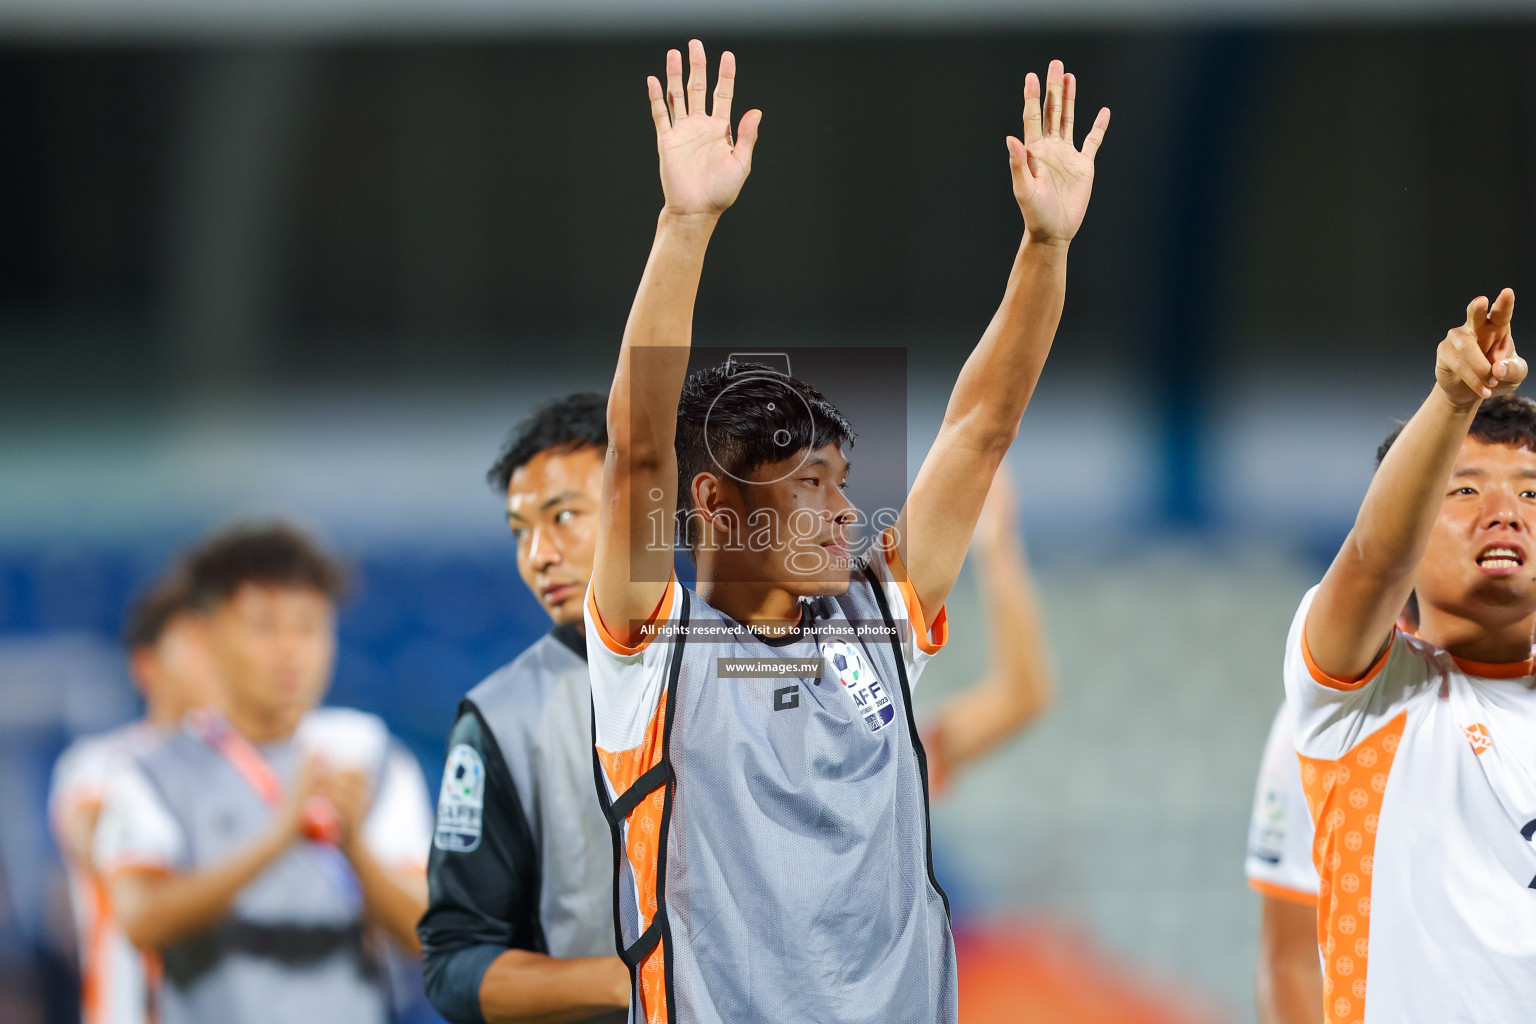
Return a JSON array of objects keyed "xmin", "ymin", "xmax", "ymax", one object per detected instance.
[{"xmin": 550, "ymin": 622, "xmax": 587, "ymax": 662}]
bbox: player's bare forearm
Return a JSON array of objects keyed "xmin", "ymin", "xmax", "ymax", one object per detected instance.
[
  {"xmin": 597, "ymin": 213, "xmax": 714, "ymax": 636},
  {"xmin": 610, "ymin": 212, "xmax": 716, "ymax": 462},
  {"xmin": 1309, "ymin": 292, "xmax": 1524, "ymax": 679},
  {"xmin": 900, "ymin": 237, "xmax": 1067, "ymax": 617},
  {"xmin": 478, "ymin": 950, "xmax": 630, "ymax": 1024},
  {"xmin": 949, "ymin": 235, "xmax": 1067, "ymax": 444},
  {"xmin": 344, "ymin": 838, "xmax": 428, "ymax": 953},
  {"xmin": 111, "ymin": 823, "xmax": 292, "ymax": 950},
  {"xmin": 1255, "ymin": 896, "xmax": 1323, "ymax": 1024},
  {"xmin": 899, "ymin": 62, "xmax": 1105, "ymax": 618},
  {"xmin": 595, "ymin": 42, "xmax": 760, "ymax": 639}
]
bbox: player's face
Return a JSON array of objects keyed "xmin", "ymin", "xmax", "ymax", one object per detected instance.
[
  {"xmin": 1417, "ymin": 439, "xmax": 1536, "ymax": 625},
  {"xmin": 737, "ymin": 443, "xmax": 858, "ymax": 597},
  {"xmin": 208, "ymin": 584, "xmax": 336, "ymax": 726},
  {"xmin": 129, "ymin": 611, "xmax": 223, "ymax": 722},
  {"xmin": 507, "ymin": 445, "xmax": 604, "ymax": 627}
]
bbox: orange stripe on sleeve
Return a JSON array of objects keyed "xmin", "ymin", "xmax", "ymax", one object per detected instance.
[
  {"xmin": 1249, "ymin": 878, "xmax": 1318, "ymax": 906},
  {"xmin": 587, "ymin": 577, "xmax": 676, "ymax": 656},
  {"xmin": 1301, "ymin": 618, "xmax": 1394, "ymax": 691},
  {"xmin": 882, "ymin": 532, "xmax": 948, "ymax": 656}
]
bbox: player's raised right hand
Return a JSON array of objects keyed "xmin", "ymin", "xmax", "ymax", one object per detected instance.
[
  {"xmin": 1435, "ymin": 289, "xmax": 1525, "ymax": 409},
  {"xmin": 648, "ymin": 40, "xmax": 761, "ymax": 219}
]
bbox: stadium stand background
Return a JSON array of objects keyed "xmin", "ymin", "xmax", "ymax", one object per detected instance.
[{"xmin": 5, "ymin": 11, "xmax": 1536, "ymax": 1024}]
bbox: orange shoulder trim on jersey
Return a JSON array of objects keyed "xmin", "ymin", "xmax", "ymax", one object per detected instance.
[
  {"xmin": 587, "ymin": 575, "xmax": 676, "ymax": 656},
  {"xmin": 103, "ymin": 859, "xmax": 174, "ymax": 880},
  {"xmin": 1249, "ymin": 878, "xmax": 1318, "ymax": 906},
  {"xmin": 882, "ymin": 531, "xmax": 948, "ymax": 656},
  {"xmin": 1301, "ymin": 618, "xmax": 1394, "ymax": 691},
  {"xmin": 1451, "ymin": 654, "xmax": 1536, "ymax": 679}
]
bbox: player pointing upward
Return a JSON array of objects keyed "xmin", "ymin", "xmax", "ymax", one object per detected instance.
[
  {"xmin": 1285, "ymin": 290, "xmax": 1536, "ymax": 1021},
  {"xmin": 588, "ymin": 41, "xmax": 1107, "ymax": 1024}
]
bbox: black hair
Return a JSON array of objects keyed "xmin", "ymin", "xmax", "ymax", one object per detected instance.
[
  {"xmin": 183, "ymin": 522, "xmax": 349, "ymax": 610},
  {"xmin": 1377, "ymin": 394, "xmax": 1536, "ymax": 465},
  {"xmin": 487, "ymin": 393, "xmax": 609, "ymax": 494},
  {"xmin": 122, "ymin": 573, "xmax": 195, "ymax": 651},
  {"xmin": 674, "ymin": 360, "xmax": 856, "ymax": 551}
]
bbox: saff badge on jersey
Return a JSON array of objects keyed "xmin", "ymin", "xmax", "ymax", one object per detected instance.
[
  {"xmin": 434, "ymin": 744, "xmax": 486, "ymax": 852},
  {"xmin": 822, "ymin": 640, "xmax": 894, "ymax": 734}
]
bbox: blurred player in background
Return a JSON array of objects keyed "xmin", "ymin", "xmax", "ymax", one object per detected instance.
[
  {"xmin": 1288, "ymin": 291, "xmax": 1536, "ymax": 1021},
  {"xmin": 1244, "ymin": 702, "xmax": 1320, "ymax": 1024},
  {"xmin": 588, "ymin": 42, "xmax": 1106, "ymax": 1023},
  {"xmin": 93, "ymin": 523, "xmax": 432, "ymax": 1024},
  {"xmin": 922, "ymin": 462, "xmax": 1054, "ymax": 794},
  {"xmin": 418, "ymin": 395, "xmax": 1054, "ymax": 1024},
  {"xmin": 49, "ymin": 572, "xmax": 219, "ymax": 1024},
  {"xmin": 420, "ymin": 393, "xmax": 630, "ymax": 1024}
]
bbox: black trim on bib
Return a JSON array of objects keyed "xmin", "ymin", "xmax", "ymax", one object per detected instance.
[
  {"xmin": 592, "ymin": 587, "xmax": 690, "ymax": 1024},
  {"xmin": 862, "ymin": 562, "xmax": 952, "ymax": 920}
]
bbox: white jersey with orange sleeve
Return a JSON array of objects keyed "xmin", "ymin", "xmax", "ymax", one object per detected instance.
[
  {"xmin": 1244, "ymin": 702, "xmax": 1319, "ymax": 906},
  {"xmin": 1284, "ymin": 584, "xmax": 1536, "ymax": 1023},
  {"xmin": 48, "ymin": 722, "xmax": 164, "ymax": 1024}
]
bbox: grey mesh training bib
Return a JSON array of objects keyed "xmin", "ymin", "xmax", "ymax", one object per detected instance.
[
  {"xmin": 133, "ymin": 723, "xmax": 392, "ymax": 1024},
  {"xmin": 467, "ymin": 630, "xmax": 620, "ymax": 963},
  {"xmin": 590, "ymin": 560, "xmax": 957, "ymax": 1024}
]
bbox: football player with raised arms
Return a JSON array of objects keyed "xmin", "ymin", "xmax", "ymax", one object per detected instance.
[
  {"xmin": 417, "ymin": 397, "xmax": 1054, "ymax": 1024},
  {"xmin": 587, "ymin": 41, "xmax": 1107, "ymax": 1023},
  {"xmin": 1286, "ymin": 289, "xmax": 1536, "ymax": 1021}
]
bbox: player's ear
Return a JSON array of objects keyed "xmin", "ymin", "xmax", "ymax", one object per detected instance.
[
  {"xmin": 128, "ymin": 647, "xmax": 158, "ymax": 699},
  {"xmin": 692, "ymin": 471, "xmax": 722, "ymax": 523}
]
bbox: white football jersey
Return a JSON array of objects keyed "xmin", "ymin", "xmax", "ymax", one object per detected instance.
[
  {"xmin": 1285, "ymin": 585, "xmax": 1536, "ymax": 1023},
  {"xmin": 49, "ymin": 722, "xmax": 164, "ymax": 1024},
  {"xmin": 1245, "ymin": 702, "xmax": 1319, "ymax": 904}
]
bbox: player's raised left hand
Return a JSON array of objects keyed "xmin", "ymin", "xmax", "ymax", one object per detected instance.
[
  {"xmin": 1008, "ymin": 60, "xmax": 1109, "ymax": 245},
  {"xmin": 648, "ymin": 40, "xmax": 761, "ymax": 219}
]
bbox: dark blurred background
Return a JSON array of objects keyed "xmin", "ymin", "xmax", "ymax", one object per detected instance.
[{"xmin": 3, "ymin": 4, "xmax": 1535, "ymax": 1022}]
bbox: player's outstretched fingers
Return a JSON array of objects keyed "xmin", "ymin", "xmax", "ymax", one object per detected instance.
[
  {"xmin": 1483, "ymin": 288, "xmax": 1517, "ymax": 349},
  {"xmin": 647, "ymin": 76, "xmax": 672, "ymax": 134},
  {"xmin": 1502, "ymin": 354, "xmax": 1529, "ymax": 390},
  {"xmin": 1490, "ymin": 288, "xmax": 1516, "ymax": 327},
  {"xmin": 1082, "ymin": 108, "xmax": 1111, "ymax": 160},
  {"xmin": 734, "ymin": 108, "xmax": 763, "ymax": 169},
  {"xmin": 1063, "ymin": 72, "xmax": 1077, "ymax": 145},
  {"xmin": 1045, "ymin": 59, "xmax": 1065, "ymax": 136},
  {"xmin": 1022, "ymin": 72, "xmax": 1043, "ymax": 145},
  {"xmin": 1467, "ymin": 295, "xmax": 1490, "ymax": 331},
  {"xmin": 687, "ymin": 39, "xmax": 709, "ymax": 118},
  {"xmin": 713, "ymin": 50, "xmax": 736, "ymax": 123},
  {"xmin": 666, "ymin": 48, "xmax": 686, "ymax": 124},
  {"xmin": 1450, "ymin": 328, "xmax": 1495, "ymax": 397}
]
